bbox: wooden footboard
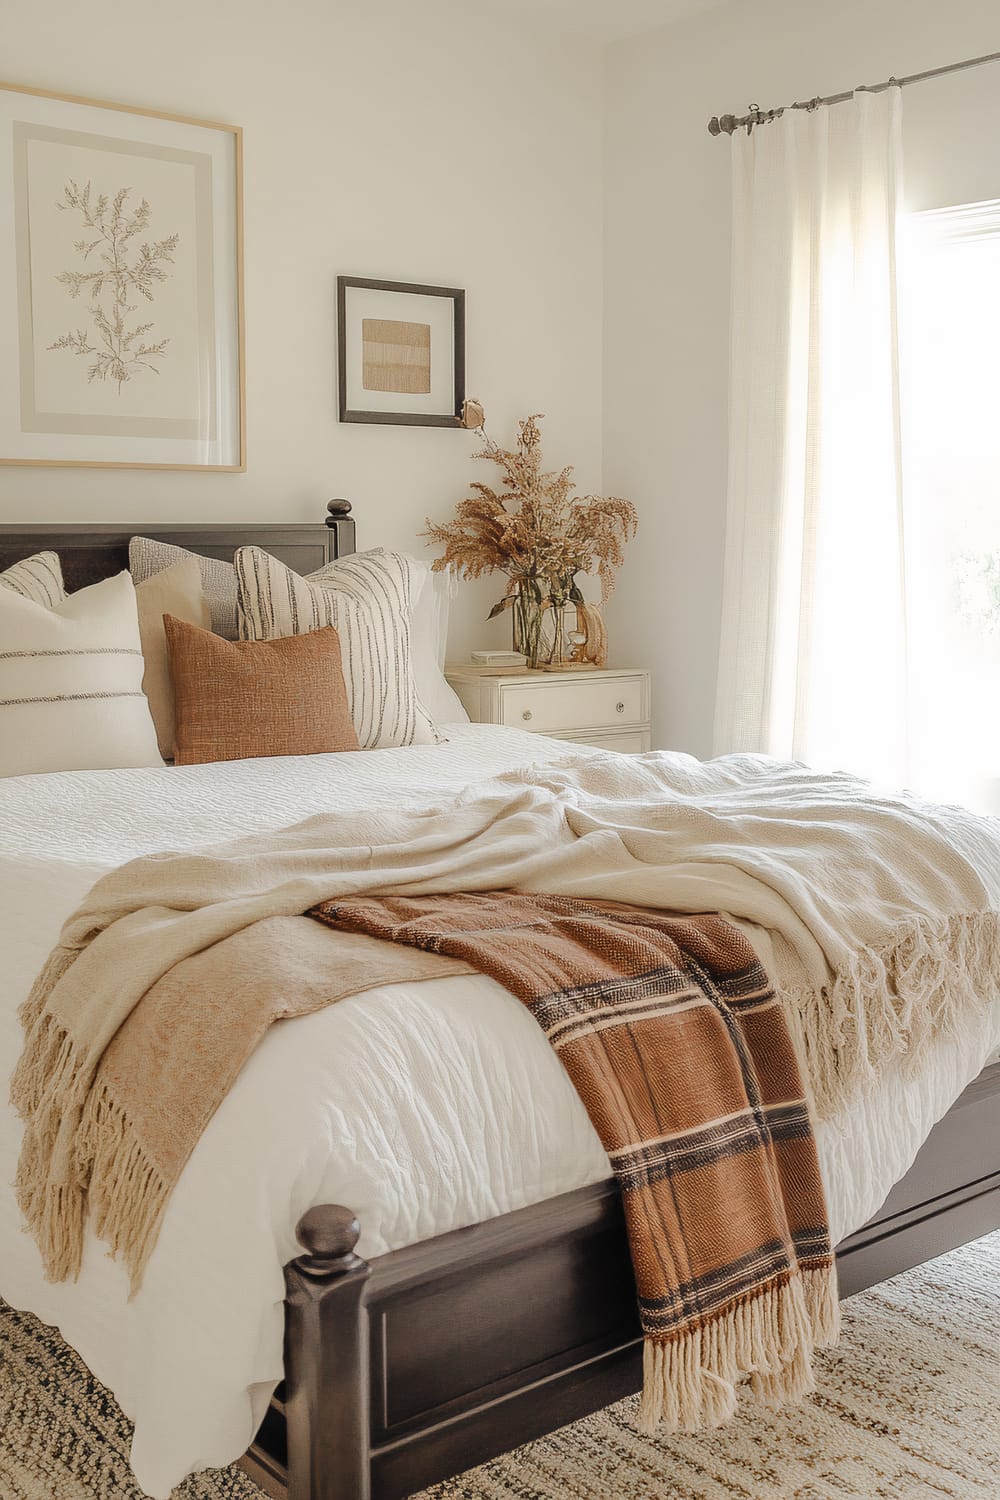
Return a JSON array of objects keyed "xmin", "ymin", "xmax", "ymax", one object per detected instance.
[{"xmin": 241, "ymin": 1061, "xmax": 1000, "ymax": 1500}]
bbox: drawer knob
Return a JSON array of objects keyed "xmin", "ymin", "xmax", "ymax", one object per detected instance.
[
  {"xmin": 522, "ymin": 709, "xmax": 533, "ymax": 722},
  {"xmin": 616, "ymin": 701, "xmax": 626, "ymax": 714}
]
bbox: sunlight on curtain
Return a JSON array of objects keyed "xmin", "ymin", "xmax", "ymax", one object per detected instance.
[
  {"xmin": 900, "ymin": 200, "xmax": 1000, "ymax": 812},
  {"xmin": 715, "ymin": 89, "xmax": 909, "ymax": 789}
]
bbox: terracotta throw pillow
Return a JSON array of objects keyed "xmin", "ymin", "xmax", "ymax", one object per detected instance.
[{"xmin": 164, "ymin": 616, "xmax": 360, "ymax": 765}]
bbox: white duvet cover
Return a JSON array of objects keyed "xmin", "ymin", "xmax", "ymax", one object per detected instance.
[{"xmin": 1, "ymin": 725, "xmax": 997, "ymax": 1499}]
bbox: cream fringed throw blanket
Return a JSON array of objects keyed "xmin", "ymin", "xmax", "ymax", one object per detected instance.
[{"xmin": 12, "ymin": 753, "xmax": 1000, "ymax": 1413}]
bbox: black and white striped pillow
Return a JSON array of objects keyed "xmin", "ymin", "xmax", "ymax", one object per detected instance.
[
  {"xmin": 234, "ymin": 547, "xmax": 439, "ymax": 749},
  {"xmin": 0, "ymin": 550, "xmax": 65, "ymax": 609}
]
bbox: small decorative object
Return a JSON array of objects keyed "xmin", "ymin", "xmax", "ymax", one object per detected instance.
[
  {"xmin": 542, "ymin": 597, "xmax": 608, "ymax": 669},
  {"xmin": 470, "ymin": 649, "xmax": 527, "ymax": 666},
  {"xmin": 460, "ymin": 396, "xmax": 486, "ymax": 429},
  {"xmin": 337, "ymin": 275, "xmax": 465, "ymax": 426},
  {"xmin": 424, "ymin": 413, "xmax": 636, "ymax": 670},
  {"xmin": 0, "ymin": 80, "xmax": 244, "ymax": 470}
]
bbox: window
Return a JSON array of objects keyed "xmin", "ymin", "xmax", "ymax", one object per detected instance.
[{"xmin": 900, "ymin": 200, "xmax": 1000, "ymax": 811}]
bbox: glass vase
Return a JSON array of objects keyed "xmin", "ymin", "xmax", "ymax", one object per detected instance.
[
  {"xmin": 511, "ymin": 584, "xmax": 545, "ymax": 669},
  {"xmin": 538, "ymin": 600, "xmax": 580, "ymax": 669}
]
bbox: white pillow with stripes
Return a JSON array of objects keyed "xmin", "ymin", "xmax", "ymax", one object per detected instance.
[
  {"xmin": 0, "ymin": 550, "xmax": 65, "ymax": 609},
  {"xmin": 0, "ymin": 570, "xmax": 163, "ymax": 777},
  {"xmin": 234, "ymin": 547, "xmax": 439, "ymax": 749}
]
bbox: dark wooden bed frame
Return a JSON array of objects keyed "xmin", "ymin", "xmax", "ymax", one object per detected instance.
[{"xmin": 2, "ymin": 511, "xmax": 998, "ymax": 1500}]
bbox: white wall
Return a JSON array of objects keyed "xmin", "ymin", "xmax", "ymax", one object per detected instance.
[
  {"xmin": 604, "ymin": 0, "xmax": 1000, "ymax": 756},
  {"xmin": 0, "ymin": 0, "xmax": 605, "ymax": 653}
]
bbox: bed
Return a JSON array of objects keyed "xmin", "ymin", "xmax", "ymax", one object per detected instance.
[{"xmin": 0, "ymin": 513, "xmax": 998, "ymax": 1500}]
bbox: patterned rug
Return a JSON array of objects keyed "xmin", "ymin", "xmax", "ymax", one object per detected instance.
[{"xmin": 1, "ymin": 1234, "xmax": 997, "ymax": 1500}]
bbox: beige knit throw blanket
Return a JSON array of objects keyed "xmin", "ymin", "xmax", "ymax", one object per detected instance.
[{"xmin": 12, "ymin": 752, "xmax": 1000, "ymax": 1300}]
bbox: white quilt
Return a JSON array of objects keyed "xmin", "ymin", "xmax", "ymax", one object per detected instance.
[{"xmin": 2, "ymin": 725, "xmax": 998, "ymax": 1499}]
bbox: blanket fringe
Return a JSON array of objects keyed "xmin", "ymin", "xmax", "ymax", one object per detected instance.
[
  {"xmin": 14, "ymin": 946, "xmax": 77, "ymax": 1054},
  {"xmin": 786, "ymin": 911, "xmax": 1000, "ymax": 1119},
  {"xmin": 11, "ymin": 997, "xmax": 167, "ymax": 1294},
  {"xmin": 80, "ymin": 1085, "xmax": 168, "ymax": 1295},
  {"xmin": 10, "ymin": 1001, "xmax": 91, "ymax": 1285},
  {"xmin": 637, "ymin": 1265, "xmax": 838, "ymax": 1433}
]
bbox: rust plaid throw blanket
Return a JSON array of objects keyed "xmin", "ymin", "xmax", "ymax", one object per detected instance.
[{"xmin": 311, "ymin": 889, "xmax": 839, "ymax": 1431}]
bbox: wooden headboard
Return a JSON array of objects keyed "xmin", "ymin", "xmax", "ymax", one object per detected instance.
[{"xmin": 0, "ymin": 500, "xmax": 356, "ymax": 590}]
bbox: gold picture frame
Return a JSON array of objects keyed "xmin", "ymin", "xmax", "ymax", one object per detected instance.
[{"xmin": 0, "ymin": 80, "xmax": 245, "ymax": 471}]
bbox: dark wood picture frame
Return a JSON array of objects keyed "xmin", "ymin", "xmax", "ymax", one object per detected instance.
[{"xmin": 337, "ymin": 276, "xmax": 465, "ymax": 427}]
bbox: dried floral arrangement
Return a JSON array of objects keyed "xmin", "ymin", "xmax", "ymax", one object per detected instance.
[{"xmin": 424, "ymin": 413, "xmax": 637, "ymax": 668}]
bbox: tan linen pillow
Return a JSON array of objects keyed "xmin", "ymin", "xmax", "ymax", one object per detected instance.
[
  {"xmin": 164, "ymin": 615, "xmax": 361, "ymax": 765},
  {"xmin": 135, "ymin": 557, "xmax": 211, "ymax": 760}
]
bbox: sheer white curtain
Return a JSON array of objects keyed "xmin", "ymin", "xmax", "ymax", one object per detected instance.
[{"xmin": 714, "ymin": 88, "xmax": 908, "ymax": 787}]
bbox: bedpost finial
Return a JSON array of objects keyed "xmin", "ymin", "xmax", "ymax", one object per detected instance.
[
  {"xmin": 296, "ymin": 1205, "xmax": 361, "ymax": 1263},
  {"xmin": 327, "ymin": 498, "xmax": 353, "ymax": 519}
]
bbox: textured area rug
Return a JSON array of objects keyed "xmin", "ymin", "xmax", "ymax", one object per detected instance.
[{"xmin": 1, "ymin": 1234, "xmax": 998, "ymax": 1500}]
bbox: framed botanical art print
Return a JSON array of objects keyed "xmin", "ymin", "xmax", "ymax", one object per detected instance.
[
  {"xmin": 337, "ymin": 276, "xmax": 465, "ymax": 426},
  {"xmin": 0, "ymin": 81, "xmax": 245, "ymax": 470}
]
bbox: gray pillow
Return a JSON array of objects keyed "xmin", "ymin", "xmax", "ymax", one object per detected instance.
[{"xmin": 129, "ymin": 536, "xmax": 238, "ymax": 640}]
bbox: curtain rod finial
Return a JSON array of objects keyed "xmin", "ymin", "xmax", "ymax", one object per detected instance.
[{"xmin": 708, "ymin": 115, "xmax": 723, "ymax": 135}]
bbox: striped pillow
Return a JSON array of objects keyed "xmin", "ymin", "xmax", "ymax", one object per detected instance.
[
  {"xmin": 0, "ymin": 550, "xmax": 65, "ymax": 608},
  {"xmin": 234, "ymin": 547, "xmax": 439, "ymax": 749},
  {"xmin": 0, "ymin": 571, "xmax": 163, "ymax": 777}
]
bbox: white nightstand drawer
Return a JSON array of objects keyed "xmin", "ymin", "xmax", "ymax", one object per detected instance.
[
  {"xmin": 554, "ymin": 728, "xmax": 651, "ymax": 754},
  {"xmin": 499, "ymin": 674, "xmax": 646, "ymax": 734},
  {"xmin": 444, "ymin": 665, "xmax": 652, "ymax": 753}
]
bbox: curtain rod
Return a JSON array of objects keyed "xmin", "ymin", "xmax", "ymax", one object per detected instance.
[{"xmin": 707, "ymin": 48, "xmax": 1000, "ymax": 136}]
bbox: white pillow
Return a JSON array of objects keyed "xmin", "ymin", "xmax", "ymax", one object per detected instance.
[
  {"xmin": 0, "ymin": 571, "xmax": 163, "ymax": 777},
  {"xmin": 0, "ymin": 550, "xmax": 65, "ymax": 608},
  {"xmin": 407, "ymin": 560, "xmax": 469, "ymax": 725},
  {"xmin": 234, "ymin": 546, "xmax": 439, "ymax": 749}
]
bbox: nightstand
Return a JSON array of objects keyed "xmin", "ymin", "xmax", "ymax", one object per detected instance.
[{"xmin": 445, "ymin": 665, "xmax": 652, "ymax": 753}]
